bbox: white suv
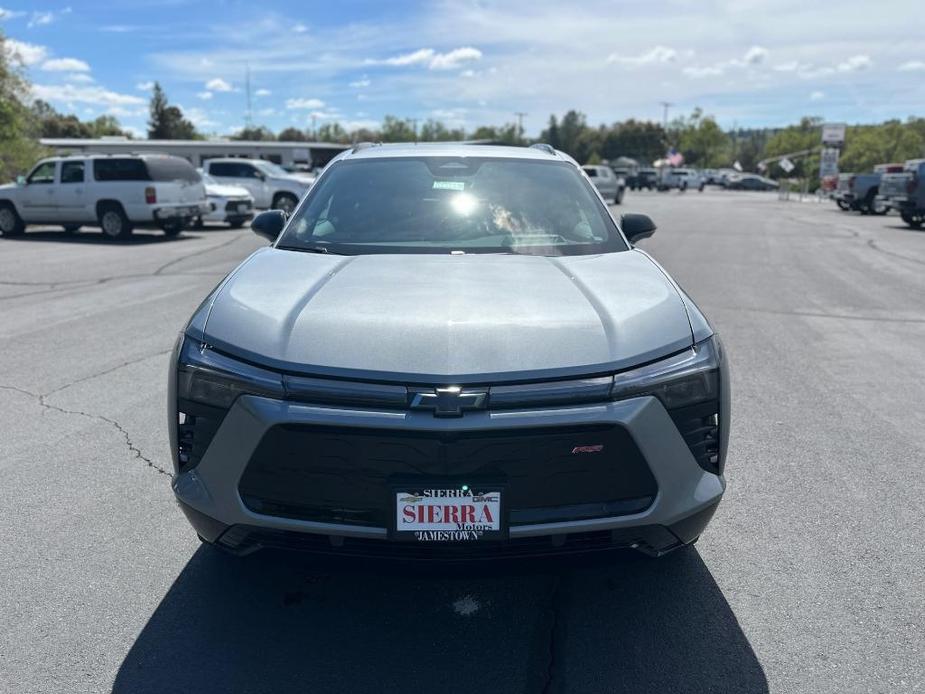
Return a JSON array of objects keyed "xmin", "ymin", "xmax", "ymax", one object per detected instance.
[
  {"xmin": 202, "ymin": 158, "xmax": 312, "ymax": 213},
  {"xmin": 0, "ymin": 154, "xmax": 209, "ymax": 240}
]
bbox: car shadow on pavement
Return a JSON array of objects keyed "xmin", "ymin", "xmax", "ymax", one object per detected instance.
[
  {"xmin": 112, "ymin": 545, "xmax": 767, "ymax": 693},
  {"xmin": 2, "ymin": 230, "xmax": 196, "ymax": 244}
]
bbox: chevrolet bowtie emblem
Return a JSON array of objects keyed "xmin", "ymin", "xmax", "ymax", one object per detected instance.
[{"xmin": 409, "ymin": 386, "xmax": 488, "ymax": 417}]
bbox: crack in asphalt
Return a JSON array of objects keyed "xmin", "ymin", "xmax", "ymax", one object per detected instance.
[
  {"xmin": 538, "ymin": 575, "xmax": 564, "ymax": 694},
  {"xmin": 0, "ymin": 350, "xmax": 172, "ymax": 476},
  {"xmin": 866, "ymin": 238, "xmax": 925, "ymax": 267},
  {"xmin": 0, "ymin": 233, "xmax": 248, "ymax": 303}
]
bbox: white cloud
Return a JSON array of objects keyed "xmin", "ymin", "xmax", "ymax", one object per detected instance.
[
  {"xmin": 898, "ymin": 60, "xmax": 925, "ymax": 72},
  {"xmin": 375, "ymin": 47, "xmax": 434, "ymax": 66},
  {"xmin": 810, "ymin": 90, "xmax": 825, "ymax": 101},
  {"xmin": 349, "ymin": 77, "xmax": 371, "ymax": 88},
  {"xmin": 32, "ymin": 83, "xmax": 146, "ymax": 107},
  {"xmin": 136, "ymin": 81, "xmax": 155, "ymax": 91},
  {"xmin": 41, "ymin": 57, "xmax": 90, "ymax": 72},
  {"xmin": 205, "ymin": 77, "xmax": 233, "ymax": 92},
  {"xmin": 293, "ymin": 23, "xmax": 308, "ymax": 33},
  {"xmin": 196, "ymin": 91, "xmax": 213, "ymax": 100},
  {"xmin": 4, "ymin": 38, "xmax": 48, "ymax": 66},
  {"xmin": 286, "ymin": 97, "xmax": 325, "ymax": 109},
  {"xmin": 429, "ymin": 47, "xmax": 482, "ymax": 70},
  {"xmin": 184, "ymin": 107, "xmax": 219, "ymax": 128},
  {"xmin": 773, "ymin": 61, "xmax": 801, "ymax": 72},
  {"xmin": 308, "ymin": 109, "xmax": 340, "ymax": 120},
  {"xmin": 28, "ymin": 11, "xmax": 53, "ymax": 27},
  {"xmin": 607, "ymin": 45, "xmax": 677, "ymax": 66},
  {"xmin": 258, "ymin": 107, "xmax": 276, "ymax": 116},
  {"xmin": 0, "ymin": 7, "xmax": 26, "ymax": 20},
  {"xmin": 255, "ymin": 88, "xmax": 271, "ymax": 96},
  {"xmin": 837, "ymin": 55, "xmax": 871, "ymax": 72},
  {"xmin": 742, "ymin": 46, "xmax": 769, "ymax": 65},
  {"xmin": 366, "ymin": 47, "xmax": 481, "ymax": 70},
  {"xmin": 683, "ymin": 65, "xmax": 725, "ymax": 78},
  {"xmin": 68, "ymin": 73, "xmax": 94, "ymax": 83}
]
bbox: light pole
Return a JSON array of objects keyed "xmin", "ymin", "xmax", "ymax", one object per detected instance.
[
  {"xmin": 514, "ymin": 111, "xmax": 527, "ymax": 143},
  {"xmin": 659, "ymin": 101, "xmax": 673, "ymax": 130}
]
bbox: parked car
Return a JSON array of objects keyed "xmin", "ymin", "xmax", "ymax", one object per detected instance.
[
  {"xmin": 834, "ymin": 173, "xmax": 854, "ymax": 209},
  {"xmin": 834, "ymin": 164, "xmax": 903, "ymax": 214},
  {"xmin": 624, "ymin": 167, "xmax": 657, "ymax": 191},
  {"xmin": 725, "ymin": 174, "xmax": 779, "ymax": 191},
  {"xmin": 883, "ymin": 159, "xmax": 925, "ymax": 229},
  {"xmin": 0, "ymin": 154, "xmax": 208, "ymax": 239},
  {"xmin": 582, "ymin": 164, "xmax": 625, "ymax": 204},
  {"xmin": 170, "ymin": 142, "xmax": 730, "ymax": 559},
  {"xmin": 196, "ymin": 172, "xmax": 255, "ymax": 228},
  {"xmin": 202, "ymin": 158, "xmax": 313, "ymax": 213},
  {"xmin": 659, "ymin": 168, "xmax": 705, "ymax": 192}
]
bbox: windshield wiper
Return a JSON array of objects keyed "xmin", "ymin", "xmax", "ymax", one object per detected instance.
[{"xmin": 276, "ymin": 244, "xmax": 340, "ymax": 255}]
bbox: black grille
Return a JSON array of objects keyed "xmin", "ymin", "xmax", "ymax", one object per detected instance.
[
  {"xmin": 238, "ymin": 424, "xmax": 658, "ymax": 527},
  {"xmin": 224, "ymin": 199, "xmax": 252, "ymax": 212},
  {"xmin": 670, "ymin": 401, "xmax": 720, "ymax": 474},
  {"xmin": 176, "ymin": 399, "xmax": 226, "ymax": 472}
]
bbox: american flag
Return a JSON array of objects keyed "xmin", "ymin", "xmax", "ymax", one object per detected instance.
[{"xmin": 667, "ymin": 148, "xmax": 684, "ymax": 166}]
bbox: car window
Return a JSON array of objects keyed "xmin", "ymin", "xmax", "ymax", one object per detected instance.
[
  {"xmin": 93, "ymin": 158, "xmax": 151, "ymax": 181},
  {"xmin": 60, "ymin": 161, "xmax": 84, "ymax": 184},
  {"xmin": 281, "ymin": 157, "xmax": 627, "ymax": 256},
  {"xmin": 238, "ymin": 164, "xmax": 263, "ymax": 179},
  {"xmin": 27, "ymin": 161, "xmax": 56, "ymax": 184},
  {"xmin": 583, "ymin": 167, "xmax": 598, "ymax": 178},
  {"xmin": 254, "ymin": 161, "xmax": 289, "ymax": 177},
  {"xmin": 146, "ymin": 157, "xmax": 199, "ymax": 183},
  {"xmin": 209, "ymin": 162, "xmax": 238, "ymax": 177}
]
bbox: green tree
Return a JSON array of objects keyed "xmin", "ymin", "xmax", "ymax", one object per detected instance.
[
  {"xmin": 676, "ymin": 109, "xmax": 729, "ymax": 168},
  {"xmin": 0, "ymin": 31, "xmax": 46, "ymax": 178},
  {"xmin": 147, "ymin": 82, "xmax": 198, "ymax": 139},
  {"xmin": 379, "ymin": 116, "xmax": 417, "ymax": 142},
  {"xmin": 233, "ymin": 125, "xmax": 275, "ymax": 141},
  {"xmin": 278, "ymin": 127, "xmax": 307, "ymax": 141},
  {"xmin": 316, "ymin": 122, "xmax": 349, "ymax": 143},
  {"xmin": 839, "ymin": 121, "xmax": 924, "ymax": 172},
  {"xmin": 601, "ymin": 120, "xmax": 666, "ymax": 165}
]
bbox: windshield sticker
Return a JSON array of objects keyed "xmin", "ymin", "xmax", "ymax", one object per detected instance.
[{"xmin": 433, "ymin": 180, "xmax": 466, "ymax": 191}]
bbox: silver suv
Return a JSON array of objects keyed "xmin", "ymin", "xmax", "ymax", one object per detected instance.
[{"xmin": 169, "ymin": 143, "xmax": 730, "ymax": 559}]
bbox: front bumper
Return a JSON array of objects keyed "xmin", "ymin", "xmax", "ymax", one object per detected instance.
[
  {"xmin": 153, "ymin": 203, "xmax": 209, "ymax": 222},
  {"xmin": 203, "ymin": 198, "xmax": 254, "ymax": 223},
  {"xmin": 172, "ymin": 394, "xmax": 725, "ymax": 557}
]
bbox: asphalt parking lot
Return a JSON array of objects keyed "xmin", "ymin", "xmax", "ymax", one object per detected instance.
[{"xmin": 1, "ymin": 189, "xmax": 923, "ymax": 694}]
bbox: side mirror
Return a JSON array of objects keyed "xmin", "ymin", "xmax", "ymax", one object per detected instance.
[
  {"xmin": 251, "ymin": 210, "xmax": 287, "ymax": 242},
  {"xmin": 620, "ymin": 213, "xmax": 656, "ymax": 244}
]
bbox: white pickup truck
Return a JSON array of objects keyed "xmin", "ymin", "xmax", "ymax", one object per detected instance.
[{"xmin": 0, "ymin": 154, "xmax": 209, "ymax": 239}]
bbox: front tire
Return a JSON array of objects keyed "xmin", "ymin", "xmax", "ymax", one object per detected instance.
[
  {"xmin": 613, "ymin": 189, "xmax": 624, "ymax": 205},
  {"xmin": 0, "ymin": 203, "xmax": 25, "ymax": 237},
  {"xmin": 836, "ymin": 199, "xmax": 851, "ymax": 211},
  {"xmin": 98, "ymin": 203, "xmax": 133, "ymax": 240},
  {"xmin": 901, "ymin": 211, "xmax": 924, "ymax": 229}
]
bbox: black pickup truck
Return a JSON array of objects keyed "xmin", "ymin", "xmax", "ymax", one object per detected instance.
[{"xmin": 881, "ymin": 159, "xmax": 925, "ymax": 228}]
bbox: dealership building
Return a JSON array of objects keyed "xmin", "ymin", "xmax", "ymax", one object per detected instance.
[{"xmin": 39, "ymin": 137, "xmax": 351, "ymax": 169}]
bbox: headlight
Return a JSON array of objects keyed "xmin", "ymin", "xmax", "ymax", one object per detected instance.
[
  {"xmin": 172, "ymin": 338, "xmax": 284, "ymax": 473},
  {"xmin": 177, "ymin": 338, "xmax": 283, "ymax": 409},
  {"xmin": 612, "ymin": 337, "xmax": 729, "ymax": 475},
  {"xmin": 611, "ymin": 338, "xmax": 719, "ymax": 408}
]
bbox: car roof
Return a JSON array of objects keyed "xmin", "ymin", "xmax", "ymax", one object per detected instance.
[
  {"xmin": 44, "ymin": 153, "xmax": 186, "ymax": 161},
  {"xmin": 206, "ymin": 157, "xmax": 275, "ymax": 164},
  {"xmin": 337, "ymin": 142, "xmax": 571, "ymax": 164}
]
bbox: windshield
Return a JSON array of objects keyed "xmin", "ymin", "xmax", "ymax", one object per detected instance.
[
  {"xmin": 145, "ymin": 157, "xmax": 200, "ymax": 183},
  {"xmin": 200, "ymin": 172, "xmax": 217, "ymax": 185},
  {"xmin": 278, "ymin": 157, "xmax": 626, "ymax": 256},
  {"xmin": 253, "ymin": 160, "xmax": 291, "ymax": 178}
]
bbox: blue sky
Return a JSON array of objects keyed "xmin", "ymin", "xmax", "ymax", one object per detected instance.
[{"xmin": 2, "ymin": 0, "xmax": 924, "ymax": 138}]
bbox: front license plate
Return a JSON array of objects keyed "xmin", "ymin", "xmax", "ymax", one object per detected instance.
[
  {"xmin": 393, "ymin": 487, "xmax": 504, "ymax": 541},
  {"xmin": 237, "ymin": 203, "xmax": 249, "ymax": 213}
]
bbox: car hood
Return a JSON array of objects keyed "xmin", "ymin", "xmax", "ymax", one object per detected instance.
[
  {"xmin": 205, "ymin": 182, "xmax": 251, "ymax": 198},
  {"xmin": 268, "ymin": 175, "xmax": 312, "ymax": 188},
  {"xmin": 194, "ymin": 248, "xmax": 695, "ymax": 383}
]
